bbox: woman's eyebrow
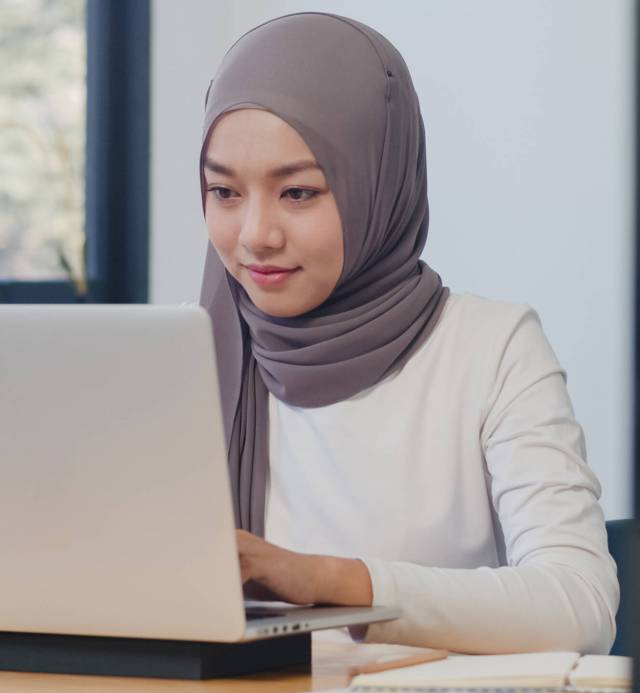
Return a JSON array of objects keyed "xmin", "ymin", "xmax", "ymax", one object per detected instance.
[{"xmin": 204, "ymin": 157, "xmax": 324, "ymax": 178}]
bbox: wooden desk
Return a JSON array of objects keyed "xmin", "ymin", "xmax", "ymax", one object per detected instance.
[{"xmin": 0, "ymin": 633, "xmax": 428, "ymax": 692}]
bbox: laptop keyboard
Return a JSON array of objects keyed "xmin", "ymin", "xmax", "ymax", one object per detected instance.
[{"xmin": 245, "ymin": 607, "xmax": 288, "ymax": 621}]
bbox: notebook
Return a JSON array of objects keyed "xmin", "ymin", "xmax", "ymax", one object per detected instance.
[
  {"xmin": 350, "ymin": 651, "xmax": 633, "ymax": 690},
  {"xmin": 570, "ymin": 655, "xmax": 634, "ymax": 689}
]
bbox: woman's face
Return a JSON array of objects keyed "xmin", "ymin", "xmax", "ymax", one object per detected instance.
[{"xmin": 203, "ymin": 109, "xmax": 344, "ymax": 318}]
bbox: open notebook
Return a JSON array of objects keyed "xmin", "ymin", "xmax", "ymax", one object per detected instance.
[{"xmin": 350, "ymin": 651, "xmax": 633, "ymax": 690}]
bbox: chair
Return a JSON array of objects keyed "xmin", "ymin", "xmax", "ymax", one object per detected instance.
[{"xmin": 606, "ymin": 519, "xmax": 640, "ymax": 655}]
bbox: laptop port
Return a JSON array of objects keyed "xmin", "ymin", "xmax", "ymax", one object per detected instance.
[{"xmin": 292, "ymin": 624, "xmax": 300, "ymax": 631}]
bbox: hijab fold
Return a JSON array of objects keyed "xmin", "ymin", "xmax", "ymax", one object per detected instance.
[{"xmin": 199, "ymin": 12, "xmax": 449, "ymax": 536}]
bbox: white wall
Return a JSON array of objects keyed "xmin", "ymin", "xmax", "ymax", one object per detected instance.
[{"xmin": 151, "ymin": 0, "xmax": 635, "ymax": 519}]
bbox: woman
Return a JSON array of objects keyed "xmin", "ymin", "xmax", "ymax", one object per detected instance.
[{"xmin": 198, "ymin": 12, "xmax": 618, "ymax": 654}]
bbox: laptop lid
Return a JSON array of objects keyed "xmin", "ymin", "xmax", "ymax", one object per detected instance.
[{"xmin": 0, "ymin": 305, "xmax": 246, "ymax": 642}]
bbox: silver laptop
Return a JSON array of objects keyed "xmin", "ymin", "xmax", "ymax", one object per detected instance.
[{"xmin": 0, "ymin": 305, "xmax": 399, "ymax": 642}]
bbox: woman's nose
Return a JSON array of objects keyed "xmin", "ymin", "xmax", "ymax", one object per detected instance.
[{"xmin": 238, "ymin": 198, "xmax": 285, "ymax": 252}]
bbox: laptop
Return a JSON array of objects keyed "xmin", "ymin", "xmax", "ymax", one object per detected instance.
[{"xmin": 0, "ymin": 305, "xmax": 400, "ymax": 644}]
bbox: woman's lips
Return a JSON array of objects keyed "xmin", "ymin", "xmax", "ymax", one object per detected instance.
[{"xmin": 244, "ymin": 264, "xmax": 300, "ymax": 287}]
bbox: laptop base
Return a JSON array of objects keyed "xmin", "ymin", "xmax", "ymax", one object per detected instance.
[{"xmin": 0, "ymin": 630, "xmax": 311, "ymax": 680}]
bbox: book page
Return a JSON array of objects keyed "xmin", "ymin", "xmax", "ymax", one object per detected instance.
[
  {"xmin": 351, "ymin": 651, "xmax": 581, "ymax": 689},
  {"xmin": 569, "ymin": 655, "xmax": 633, "ymax": 689}
]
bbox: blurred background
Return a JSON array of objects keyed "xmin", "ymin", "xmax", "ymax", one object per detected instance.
[
  {"xmin": 0, "ymin": 0, "xmax": 86, "ymax": 287},
  {"xmin": 0, "ymin": 0, "xmax": 635, "ymax": 523}
]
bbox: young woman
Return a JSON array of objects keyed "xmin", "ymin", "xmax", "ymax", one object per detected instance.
[{"xmin": 198, "ymin": 12, "xmax": 618, "ymax": 654}]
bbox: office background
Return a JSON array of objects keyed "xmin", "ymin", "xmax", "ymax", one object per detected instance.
[{"xmin": 150, "ymin": 0, "xmax": 635, "ymax": 521}]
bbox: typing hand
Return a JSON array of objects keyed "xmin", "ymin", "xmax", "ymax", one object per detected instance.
[
  {"xmin": 236, "ymin": 529, "xmax": 320, "ymax": 605},
  {"xmin": 235, "ymin": 529, "xmax": 373, "ymax": 606}
]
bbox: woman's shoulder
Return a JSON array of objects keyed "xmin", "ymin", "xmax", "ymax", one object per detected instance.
[
  {"xmin": 439, "ymin": 291, "xmax": 563, "ymax": 385},
  {"xmin": 441, "ymin": 290, "xmax": 542, "ymax": 343}
]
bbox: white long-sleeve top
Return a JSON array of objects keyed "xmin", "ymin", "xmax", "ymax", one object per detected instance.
[{"xmin": 264, "ymin": 291, "xmax": 619, "ymax": 654}]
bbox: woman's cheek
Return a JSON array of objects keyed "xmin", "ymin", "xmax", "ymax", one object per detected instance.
[
  {"xmin": 207, "ymin": 218, "xmax": 238, "ymax": 269},
  {"xmin": 312, "ymin": 229, "xmax": 344, "ymax": 287}
]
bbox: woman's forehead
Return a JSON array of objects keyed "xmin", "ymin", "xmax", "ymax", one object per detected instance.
[
  {"xmin": 207, "ymin": 108, "xmax": 313, "ymax": 158},
  {"xmin": 205, "ymin": 109, "xmax": 321, "ymax": 173}
]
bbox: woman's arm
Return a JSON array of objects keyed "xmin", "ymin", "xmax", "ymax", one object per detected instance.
[{"xmin": 357, "ymin": 308, "xmax": 619, "ymax": 654}]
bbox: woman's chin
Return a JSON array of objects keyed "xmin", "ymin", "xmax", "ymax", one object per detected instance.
[{"xmin": 244, "ymin": 289, "xmax": 318, "ymax": 319}]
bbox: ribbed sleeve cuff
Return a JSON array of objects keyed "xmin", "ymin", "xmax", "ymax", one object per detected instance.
[
  {"xmin": 349, "ymin": 556, "xmax": 399, "ymax": 643},
  {"xmin": 360, "ymin": 556, "xmax": 398, "ymax": 606}
]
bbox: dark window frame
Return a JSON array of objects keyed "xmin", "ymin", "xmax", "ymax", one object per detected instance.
[
  {"xmin": 0, "ymin": 0, "xmax": 150, "ymax": 304},
  {"xmin": 631, "ymin": 0, "xmax": 639, "ymax": 688}
]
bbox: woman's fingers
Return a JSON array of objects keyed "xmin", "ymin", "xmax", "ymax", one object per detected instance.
[
  {"xmin": 234, "ymin": 530, "xmax": 372, "ymax": 606},
  {"xmin": 235, "ymin": 529, "xmax": 316, "ymax": 604},
  {"xmin": 242, "ymin": 579, "xmax": 282, "ymax": 601},
  {"xmin": 236, "ymin": 529, "xmax": 276, "ymax": 585}
]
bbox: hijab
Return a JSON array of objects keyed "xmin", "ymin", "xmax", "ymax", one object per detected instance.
[{"xmin": 199, "ymin": 12, "xmax": 450, "ymax": 536}]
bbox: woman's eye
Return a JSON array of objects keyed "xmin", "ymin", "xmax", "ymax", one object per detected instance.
[
  {"xmin": 208, "ymin": 186, "xmax": 318, "ymax": 204},
  {"xmin": 283, "ymin": 188, "xmax": 318, "ymax": 203},
  {"xmin": 209, "ymin": 186, "xmax": 237, "ymax": 201}
]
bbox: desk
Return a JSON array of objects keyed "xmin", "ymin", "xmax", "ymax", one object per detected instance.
[{"xmin": 0, "ymin": 632, "xmax": 427, "ymax": 692}]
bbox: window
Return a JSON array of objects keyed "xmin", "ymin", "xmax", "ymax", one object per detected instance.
[{"xmin": 0, "ymin": 0, "xmax": 150, "ymax": 303}]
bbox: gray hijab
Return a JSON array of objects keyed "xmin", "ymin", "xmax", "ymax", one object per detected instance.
[{"xmin": 199, "ymin": 12, "xmax": 449, "ymax": 536}]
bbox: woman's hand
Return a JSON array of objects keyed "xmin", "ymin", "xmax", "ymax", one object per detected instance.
[{"xmin": 236, "ymin": 529, "xmax": 373, "ymax": 606}]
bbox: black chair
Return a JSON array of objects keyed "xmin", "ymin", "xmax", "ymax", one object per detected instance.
[{"xmin": 606, "ymin": 519, "xmax": 640, "ymax": 655}]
